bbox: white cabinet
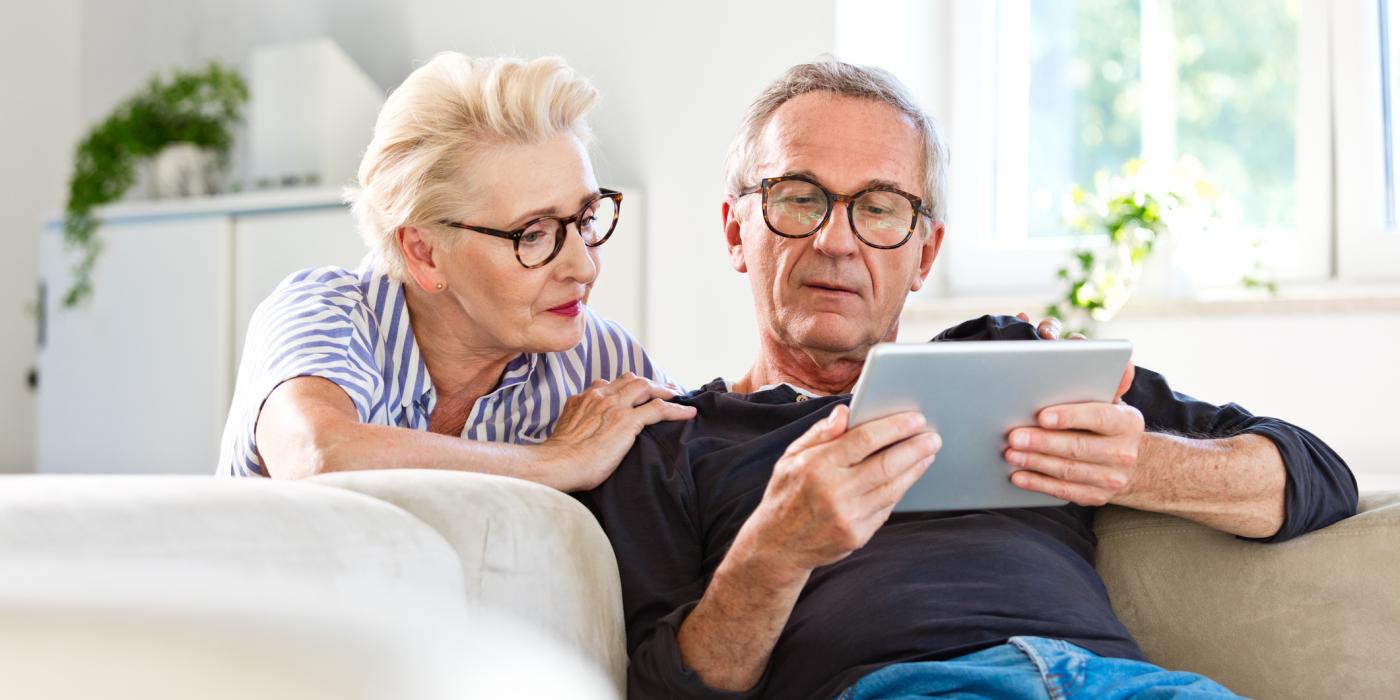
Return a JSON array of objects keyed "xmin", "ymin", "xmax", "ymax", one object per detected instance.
[
  {"xmin": 37, "ymin": 188, "xmax": 647, "ymax": 474},
  {"xmin": 38, "ymin": 215, "xmax": 235, "ymax": 474},
  {"xmin": 37, "ymin": 190, "xmax": 358, "ymax": 474}
]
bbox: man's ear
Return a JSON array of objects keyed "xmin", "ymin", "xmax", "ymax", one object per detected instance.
[
  {"xmin": 722, "ymin": 198, "xmax": 747, "ymax": 274},
  {"xmin": 397, "ymin": 226, "xmax": 447, "ymax": 293},
  {"xmin": 909, "ymin": 221, "xmax": 945, "ymax": 293}
]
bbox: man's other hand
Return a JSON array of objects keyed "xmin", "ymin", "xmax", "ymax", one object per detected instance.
[
  {"xmin": 746, "ymin": 405, "xmax": 940, "ymax": 574},
  {"xmin": 1016, "ymin": 312, "xmax": 1087, "ymax": 340},
  {"xmin": 1003, "ymin": 362, "xmax": 1143, "ymax": 506}
]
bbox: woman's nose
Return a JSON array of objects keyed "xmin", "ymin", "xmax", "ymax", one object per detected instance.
[{"xmin": 554, "ymin": 222, "xmax": 599, "ymax": 285}]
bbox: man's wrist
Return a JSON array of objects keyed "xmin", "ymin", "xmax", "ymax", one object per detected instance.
[{"xmin": 724, "ymin": 518, "xmax": 811, "ymax": 592}]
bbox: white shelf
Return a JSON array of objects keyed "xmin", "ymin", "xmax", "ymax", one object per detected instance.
[{"xmin": 45, "ymin": 187, "xmax": 347, "ymax": 228}]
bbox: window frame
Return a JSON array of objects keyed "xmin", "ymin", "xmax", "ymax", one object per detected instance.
[
  {"xmin": 1334, "ymin": 0, "xmax": 1400, "ymax": 279},
  {"xmin": 934, "ymin": 0, "xmax": 1346, "ymax": 298}
]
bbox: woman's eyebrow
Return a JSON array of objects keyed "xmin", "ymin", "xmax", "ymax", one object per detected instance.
[{"xmin": 503, "ymin": 190, "xmax": 600, "ymax": 228}]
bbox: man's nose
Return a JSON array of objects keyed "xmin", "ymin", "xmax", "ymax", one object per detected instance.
[{"xmin": 812, "ymin": 199, "xmax": 860, "ymax": 257}]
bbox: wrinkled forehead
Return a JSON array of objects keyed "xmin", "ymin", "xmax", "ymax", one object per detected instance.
[{"xmin": 754, "ymin": 92, "xmax": 924, "ymax": 194}]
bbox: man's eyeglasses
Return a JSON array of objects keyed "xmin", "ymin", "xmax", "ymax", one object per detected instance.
[
  {"xmin": 737, "ymin": 176, "xmax": 932, "ymax": 249},
  {"xmin": 439, "ymin": 189, "xmax": 623, "ymax": 269}
]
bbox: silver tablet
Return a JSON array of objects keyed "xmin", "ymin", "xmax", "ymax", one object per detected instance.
[{"xmin": 848, "ymin": 340, "xmax": 1133, "ymax": 512}]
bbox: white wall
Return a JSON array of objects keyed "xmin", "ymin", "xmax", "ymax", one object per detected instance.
[
  {"xmin": 71, "ymin": 0, "xmax": 837, "ymax": 390},
  {"xmin": 0, "ymin": 0, "xmax": 80, "ymax": 472}
]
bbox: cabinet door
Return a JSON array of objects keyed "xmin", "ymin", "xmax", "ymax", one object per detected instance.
[
  {"xmin": 37, "ymin": 217, "xmax": 232, "ymax": 474},
  {"xmin": 232, "ymin": 207, "xmax": 363, "ymax": 371}
]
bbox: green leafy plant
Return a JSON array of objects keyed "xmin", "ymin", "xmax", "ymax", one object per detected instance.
[
  {"xmin": 1046, "ymin": 158, "xmax": 1217, "ymax": 333},
  {"xmin": 62, "ymin": 61, "xmax": 248, "ymax": 307}
]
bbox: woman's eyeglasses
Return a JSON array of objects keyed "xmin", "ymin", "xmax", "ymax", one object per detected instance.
[{"xmin": 439, "ymin": 189, "xmax": 623, "ymax": 268}]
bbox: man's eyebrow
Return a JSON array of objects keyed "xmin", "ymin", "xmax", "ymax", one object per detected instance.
[
  {"xmin": 778, "ymin": 170, "xmax": 910, "ymax": 194},
  {"xmin": 503, "ymin": 190, "xmax": 601, "ymax": 228}
]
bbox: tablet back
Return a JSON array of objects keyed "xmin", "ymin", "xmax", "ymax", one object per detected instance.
[{"xmin": 848, "ymin": 339, "xmax": 1133, "ymax": 512}]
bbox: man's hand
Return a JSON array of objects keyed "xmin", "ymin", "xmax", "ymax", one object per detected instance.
[
  {"xmin": 1016, "ymin": 312, "xmax": 1087, "ymax": 341},
  {"xmin": 746, "ymin": 405, "xmax": 940, "ymax": 573},
  {"xmin": 1003, "ymin": 363, "xmax": 1143, "ymax": 506}
]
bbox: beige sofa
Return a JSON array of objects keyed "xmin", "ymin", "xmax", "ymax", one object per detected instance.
[{"xmin": 0, "ymin": 470, "xmax": 1395, "ymax": 699}]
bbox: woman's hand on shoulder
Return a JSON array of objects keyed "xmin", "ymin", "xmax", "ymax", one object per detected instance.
[{"xmin": 539, "ymin": 373, "xmax": 696, "ymax": 492}]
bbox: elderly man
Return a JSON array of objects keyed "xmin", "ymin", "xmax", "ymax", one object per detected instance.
[{"xmin": 579, "ymin": 61, "xmax": 1356, "ymax": 700}]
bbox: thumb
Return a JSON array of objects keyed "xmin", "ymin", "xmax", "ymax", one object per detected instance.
[
  {"xmin": 1114, "ymin": 363, "xmax": 1136, "ymax": 403},
  {"xmin": 786, "ymin": 405, "xmax": 849, "ymax": 455}
]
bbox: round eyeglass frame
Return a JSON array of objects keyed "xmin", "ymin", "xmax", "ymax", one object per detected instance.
[
  {"xmin": 438, "ymin": 188, "xmax": 623, "ymax": 269},
  {"xmin": 737, "ymin": 175, "xmax": 932, "ymax": 250}
]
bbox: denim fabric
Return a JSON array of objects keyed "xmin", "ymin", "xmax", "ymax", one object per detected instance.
[{"xmin": 840, "ymin": 636, "xmax": 1241, "ymax": 699}]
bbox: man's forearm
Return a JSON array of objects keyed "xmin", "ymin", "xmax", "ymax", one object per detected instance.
[
  {"xmin": 675, "ymin": 525, "xmax": 810, "ymax": 692},
  {"xmin": 1116, "ymin": 432, "xmax": 1286, "ymax": 538}
]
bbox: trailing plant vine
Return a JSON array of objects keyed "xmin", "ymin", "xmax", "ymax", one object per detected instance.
[{"xmin": 62, "ymin": 61, "xmax": 248, "ymax": 307}]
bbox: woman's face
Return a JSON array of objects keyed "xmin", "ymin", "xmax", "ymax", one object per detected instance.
[{"xmin": 433, "ymin": 133, "xmax": 606, "ymax": 355}]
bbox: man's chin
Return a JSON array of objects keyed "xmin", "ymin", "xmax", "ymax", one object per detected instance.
[{"xmin": 778, "ymin": 315, "xmax": 877, "ymax": 359}]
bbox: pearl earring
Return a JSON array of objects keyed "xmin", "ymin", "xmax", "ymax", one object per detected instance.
[{"xmin": 435, "ymin": 282, "xmax": 445, "ymax": 291}]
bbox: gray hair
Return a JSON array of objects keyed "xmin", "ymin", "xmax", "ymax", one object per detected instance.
[{"xmin": 724, "ymin": 59, "xmax": 949, "ymax": 227}]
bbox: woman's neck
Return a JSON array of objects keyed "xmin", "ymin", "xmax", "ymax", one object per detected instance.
[{"xmin": 402, "ymin": 283, "xmax": 516, "ymax": 401}]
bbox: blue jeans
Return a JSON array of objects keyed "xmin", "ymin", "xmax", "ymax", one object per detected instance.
[{"xmin": 840, "ymin": 636, "xmax": 1241, "ymax": 699}]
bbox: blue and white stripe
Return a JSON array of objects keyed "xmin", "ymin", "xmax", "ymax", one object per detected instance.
[{"xmin": 217, "ymin": 257, "xmax": 674, "ymax": 477}]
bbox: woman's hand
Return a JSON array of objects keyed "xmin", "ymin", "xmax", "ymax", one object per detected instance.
[{"xmin": 539, "ymin": 372, "xmax": 697, "ymax": 492}]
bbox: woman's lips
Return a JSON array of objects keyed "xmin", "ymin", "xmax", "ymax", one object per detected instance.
[{"xmin": 546, "ymin": 299, "xmax": 582, "ymax": 317}]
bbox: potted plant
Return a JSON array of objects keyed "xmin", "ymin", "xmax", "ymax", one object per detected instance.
[
  {"xmin": 61, "ymin": 61, "xmax": 248, "ymax": 308},
  {"xmin": 1046, "ymin": 158, "xmax": 1223, "ymax": 333}
]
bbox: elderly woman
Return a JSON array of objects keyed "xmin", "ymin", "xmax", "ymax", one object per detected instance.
[{"xmin": 216, "ymin": 52, "xmax": 693, "ymax": 490}]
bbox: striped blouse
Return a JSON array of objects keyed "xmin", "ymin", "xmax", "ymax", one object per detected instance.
[{"xmin": 217, "ymin": 258, "xmax": 674, "ymax": 477}]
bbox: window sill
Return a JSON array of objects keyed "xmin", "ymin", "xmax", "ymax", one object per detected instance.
[{"xmin": 906, "ymin": 281, "xmax": 1400, "ymax": 322}]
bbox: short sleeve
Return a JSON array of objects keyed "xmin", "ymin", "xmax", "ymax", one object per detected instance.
[
  {"xmin": 216, "ymin": 270, "xmax": 384, "ymax": 477},
  {"xmin": 581, "ymin": 305, "xmax": 683, "ymax": 390}
]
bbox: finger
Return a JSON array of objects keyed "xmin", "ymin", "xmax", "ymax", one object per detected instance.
[
  {"xmin": 614, "ymin": 377, "xmax": 682, "ymax": 407},
  {"xmin": 1037, "ymin": 317, "xmax": 1062, "ymax": 341},
  {"xmin": 1036, "ymin": 402, "xmax": 1140, "ymax": 436},
  {"xmin": 852, "ymin": 431, "xmax": 941, "ymax": 499},
  {"xmin": 631, "ymin": 398, "xmax": 698, "ymax": 426},
  {"xmin": 1114, "ymin": 363, "xmax": 1136, "ymax": 403},
  {"xmin": 817, "ymin": 410, "xmax": 928, "ymax": 466},
  {"xmin": 1003, "ymin": 448, "xmax": 1128, "ymax": 492},
  {"xmin": 1016, "ymin": 312, "xmax": 1030, "ymax": 322},
  {"xmin": 1007, "ymin": 426, "xmax": 1117, "ymax": 464},
  {"xmin": 1009, "ymin": 470, "xmax": 1114, "ymax": 507},
  {"xmin": 859, "ymin": 451, "xmax": 936, "ymax": 519},
  {"xmin": 1068, "ymin": 332, "xmax": 1087, "ymax": 340},
  {"xmin": 784, "ymin": 405, "xmax": 850, "ymax": 456}
]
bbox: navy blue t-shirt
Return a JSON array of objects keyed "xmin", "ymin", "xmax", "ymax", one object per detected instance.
[{"xmin": 579, "ymin": 315, "xmax": 1358, "ymax": 700}]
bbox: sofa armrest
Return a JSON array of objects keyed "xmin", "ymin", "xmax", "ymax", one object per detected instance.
[
  {"xmin": 312, "ymin": 470, "xmax": 625, "ymax": 695},
  {"xmin": 1093, "ymin": 490, "xmax": 1400, "ymax": 699}
]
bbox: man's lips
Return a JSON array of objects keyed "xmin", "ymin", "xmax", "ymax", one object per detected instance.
[
  {"xmin": 803, "ymin": 281, "xmax": 860, "ymax": 295},
  {"xmin": 546, "ymin": 299, "xmax": 582, "ymax": 316}
]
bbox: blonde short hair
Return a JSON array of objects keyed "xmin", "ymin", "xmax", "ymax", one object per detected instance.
[
  {"xmin": 345, "ymin": 52, "xmax": 599, "ymax": 281},
  {"xmin": 724, "ymin": 59, "xmax": 949, "ymax": 228}
]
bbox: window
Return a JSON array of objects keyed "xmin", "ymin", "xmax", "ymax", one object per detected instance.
[{"xmin": 838, "ymin": 0, "xmax": 1396, "ymax": 296}]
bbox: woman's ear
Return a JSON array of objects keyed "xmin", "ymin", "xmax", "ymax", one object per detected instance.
[
  {"xmin": 397, "ymin": 226, "xmax": 448, "ymax": 292},
  {"xmin": 722, "ymin": 198, "xmax": 747, "ymax": 274}
]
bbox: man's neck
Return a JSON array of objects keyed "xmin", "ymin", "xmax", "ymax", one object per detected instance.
[{"xmin": 733, "ymin": 338, "xmax": 868, "ymax": 396}]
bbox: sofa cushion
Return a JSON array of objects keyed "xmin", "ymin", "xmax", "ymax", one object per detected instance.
[
  {"xmin": 313, "ymin": 469, "xmax": 628, "ymax": 694},
  {"xmin": 0, "ymin": 475, "xmax": 465, "ymax": 609},
  {"xmin": 1094, "ymin": 491, "xmax": 1400, "ymax": 699}
]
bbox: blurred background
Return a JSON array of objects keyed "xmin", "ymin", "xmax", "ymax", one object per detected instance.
[{"xmin": 2, "ymin": 0, "xmax": 1397, "ymax": 489}]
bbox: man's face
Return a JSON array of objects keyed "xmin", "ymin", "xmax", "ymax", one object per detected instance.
[{"xmin": 725, "ymin": 93, "xmax": 944, "ymax": 360}]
